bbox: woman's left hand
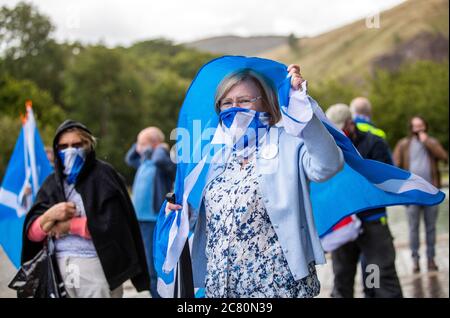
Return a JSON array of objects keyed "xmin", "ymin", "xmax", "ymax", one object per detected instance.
[{"xmin": 287, "ymin": 64, "xmax": 304, "ymax": 91}]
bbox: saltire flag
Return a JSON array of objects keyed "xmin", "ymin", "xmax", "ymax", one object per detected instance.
[
  {"xmin": 154, "ymin": 56, "xmax": 445, "ymax": 297},
  {"xmin": 0, "ymin": 101, "xmax": 53, "ymax": 268},
  {"xmin": 320, "ymin": 215, "xmax": 361, "ymax": 253}
]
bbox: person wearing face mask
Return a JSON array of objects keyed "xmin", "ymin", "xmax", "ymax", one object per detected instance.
[
  {"xmin": 21, "ymin": 120, "xmax": 150, "ymax": 298},
  {"xmin": 325, "ymin": 103, "xmax": 402, "ymax": 298},
  {"xmin": 125, "ymin": 127, "xmax": 176, "ymax": 298},
  {"xmin": 165, "ymin": 66, "xmax": 344, "ymax": 298},
  {"xmin": 393, "ymin": 116, "xmax": 448, "ymax": 273}
]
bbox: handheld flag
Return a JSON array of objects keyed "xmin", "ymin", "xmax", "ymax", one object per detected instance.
[
  {"xmin": 154, "ymin": 56, "xmax": 445, "ymax": 297},
  {"xmin": 0, "ymin": 102, "xmax": 53, "ymax": 268}
]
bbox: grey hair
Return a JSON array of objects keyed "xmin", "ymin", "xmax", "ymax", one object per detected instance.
[
  {"xmin": 214, "ymin": 69, "xmax": 281, "ymax": 126},
  {"xmin": 350, "ymin": 97, "xmax": 372, "ymax": 117}
]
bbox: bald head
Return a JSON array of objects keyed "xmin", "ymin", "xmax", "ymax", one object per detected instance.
[
  {"xmin": 136, "ymin": 126, "xmax": 165, "ymax": 155},
  {"xmin": 138, "ymin": 127, "xmax": 165, "ymax": 144},
  {"xmin": 350, "ymin": 97, "xmax": 372, "ymax": 118}
]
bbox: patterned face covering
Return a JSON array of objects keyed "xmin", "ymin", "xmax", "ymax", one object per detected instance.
[
  {"xmin": 58, "ymin": 147, "xmax": 86, "ymax": 184},
  {"xmin": 219, "ymin": 107, "xmax": 270, "ymax": 159}
]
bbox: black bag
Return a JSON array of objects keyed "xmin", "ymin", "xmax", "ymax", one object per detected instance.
[
  {"xmin": 8, "ymin": 237, "xmax": 67, "ymax": 298},
  {"xmin": 173, "ymin": 240, "xmax": 194, "ymax": 298}
]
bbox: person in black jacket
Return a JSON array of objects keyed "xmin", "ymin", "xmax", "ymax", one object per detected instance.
[
  {"xmin": 22, "ymin": 120, "xmax": 150, "ymax": 298},
  {"xmin": 326, "ymin": 104, "xmax": 402, "ymax": 298}
]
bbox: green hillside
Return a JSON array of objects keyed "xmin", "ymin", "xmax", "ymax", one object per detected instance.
[{"xmin": 262, "ymin": 0, "xmax": 449, "ymax": 83}]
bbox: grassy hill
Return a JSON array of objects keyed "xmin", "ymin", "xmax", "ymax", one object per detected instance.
[
  {"xmin": 261, "ymin": 0, "xmax": 449, "ymax": 84},
  {"xmin": 185, "ymin": 0, "xmax": 448, "ymax": 84},
  {"xmin": 184, "ymin": 35, "xmax": 288, "ymax": 56}
]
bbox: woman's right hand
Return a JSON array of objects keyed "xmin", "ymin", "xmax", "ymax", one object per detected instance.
[
  {"xmin": 165, "ymin": 202, "xmax": 182, "ymax": 216},
  {"xmin": 287, "ymin": 64, "xmax": 305, "ymax": 91}
]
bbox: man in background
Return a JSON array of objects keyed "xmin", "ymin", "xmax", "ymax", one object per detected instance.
[
  {"xmin": 350, "ymin": 97, "xmax": 386, "ymax": 139},
  {"xmin": 326, "ymin": 103, "xmax": 402, "ymax": 298},
  {"xmin": 393, "ymin": 116, "xmax": 448, "ymax": 273},
  {"xmin": 125, "ymin": 126, "xmax": 176, "ymax": 298}
]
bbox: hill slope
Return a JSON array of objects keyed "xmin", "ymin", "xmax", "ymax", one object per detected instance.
[
  {"xmin": 185, "ymin": 35, "xmax": 288, "ymax": 56},
  {"xmin": 185, "ymin": 0, "xmax": 448, "ymax": 84},
  {"xmin": 261, "ymin": 0, "xmax": 449, "ymax": 83}
]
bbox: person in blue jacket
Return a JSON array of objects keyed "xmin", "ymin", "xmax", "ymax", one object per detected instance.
[
  {"xmin": 125, "ymin": 126, "xmax": 175, "ymax": 297},
  {"xmin": 166, "ymin": 65, "xmax": 344, "ymax": 298}
]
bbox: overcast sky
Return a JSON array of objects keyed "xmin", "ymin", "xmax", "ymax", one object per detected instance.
[{"xmin": 0, "ymin": 0, "xmax": 405, "ymax": 46}]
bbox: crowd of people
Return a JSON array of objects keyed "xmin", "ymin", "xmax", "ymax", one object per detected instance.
[{"xmin": 18, "ymin": 61, "xmax": 448, "ymax": 298}]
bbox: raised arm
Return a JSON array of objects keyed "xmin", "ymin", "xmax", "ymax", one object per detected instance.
[
  {"xmin": 301, "ymin": 111, "xmax": 344, "ymax": 182},
  {"xmin": 281, "ymin": 84, "xmax": 344, "ymax": 183},
  {"xmin": 125, "ymin": 143, "xmax": 142, "ymax": 169}
]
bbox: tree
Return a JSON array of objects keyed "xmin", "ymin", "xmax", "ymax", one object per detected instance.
[
  {"xmin": 288, "ymin": 33, "xmax": 299, "ymax": 52},
  {"xmin": 369, "ymin": 60, "xmax": 449, "ymax": 150},
  {"xmin": 308, "ymin": 79, "xmax": 360, "ymax": 111},
  {"xmin": 63, "ymin": 46, "xmax": 145, "ymax": 182},
  {"xmin": 0, "ymin": 2, "xmax": 66, "ymax": 103},
  {"xmin": 0, "ymin": 2, "xmax": 53, "ymax": 59},
  {"xmin": 142, "ymin": 69, "xmax": 189, "ymax": 140},
  {"xmin": 170, "ymin": 49, "xmax": 216, "ymax": 79},
  {"xmin": 0, "ymin": 75, "xmax": 65, "ymax": 181}
]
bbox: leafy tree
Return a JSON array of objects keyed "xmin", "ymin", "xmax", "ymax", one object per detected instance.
[
  {"xmin": 308, "ymin": 79, "xmax": 360, "ymax": 111},
  {"xmin": 0, "ymin": 2, "xmax": 53, "ymax": 59},
  {"xmin": 288, "ymin": 33, "xmax": 299, "ymax": 52},
  {"xmin": 0, "ymin": 75, "xmax": 64, "ymax": 181},
  {"xmin": 63, "ymin": 46, "xmax": 145, "ymax": 181},
  {"xmin": 369, "ymin": 60, "xmax": 449, "ymax": 150},
  {"xmin": 142, "ymin": 70, "xmax": 189, "ymax": 141},
  {"xmin": 0, "ymin": 2, "xmax": 66, "ymax": 103},
  {"xmin": 169, "ymin": 49, "xmax": 216, "ymax": 79}
]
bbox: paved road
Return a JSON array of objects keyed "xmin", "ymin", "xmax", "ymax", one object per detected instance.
[
  {"xmin": 316, "ymin": 188, "xmax": 449, "ymax": 298},
  {"xmin": 1, "ymin": 189, "xmax": 448, "ymax": 298}
]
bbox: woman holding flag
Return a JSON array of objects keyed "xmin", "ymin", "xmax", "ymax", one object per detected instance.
[
  {"xmin": 156, "ymin": 56, "xmax": 444, "ymax": 299},
  {"xmin": 163, "ymin": 63, "xmax": 344, "ymax": 298}
]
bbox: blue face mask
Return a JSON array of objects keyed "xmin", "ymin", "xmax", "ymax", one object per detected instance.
[
  {"xmin": 58, "ymin": 147, "xmax": 86, "ymax": 184},
  {"xmin": 218, "ymin": 107, "xmax": 270, "ymax": 158},
  {"xmin": 219, "ymin": 107, "xmax": 270, "ymax": 130}
]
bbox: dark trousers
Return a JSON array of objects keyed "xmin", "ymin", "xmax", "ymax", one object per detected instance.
[
  {"xmin": 139, "ymin": 221, "xmax": 160, "ymax": 298},
  {"xmin": 331, "ymin": 220, "xmax": 403, "ymax": 298}
]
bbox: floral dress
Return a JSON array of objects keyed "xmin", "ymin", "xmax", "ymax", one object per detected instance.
[{"xmin": 203, "ymin": 151, "xmax": 320, "ymax": 298}]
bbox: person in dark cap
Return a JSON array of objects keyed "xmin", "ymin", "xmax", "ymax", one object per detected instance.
[{"xmin": 22, "ymin": 120, "xmax": 150, "ymax": 298}]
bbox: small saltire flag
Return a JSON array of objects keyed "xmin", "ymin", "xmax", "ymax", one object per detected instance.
[
  {"xmin": 154, "ymin": 56, "xmax": 445, "ymax": 298},
  {"xmin": 0, "ymin": 101, "xmax": 53, "ymax": 268}
]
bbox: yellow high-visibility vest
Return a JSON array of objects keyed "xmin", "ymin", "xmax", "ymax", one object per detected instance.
[{"xmin": 356, "ymin": 122, "xmax": 387, "ymax": 139}]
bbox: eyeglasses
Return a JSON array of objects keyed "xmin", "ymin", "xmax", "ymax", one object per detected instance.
[{"xmin": 219, "ymin": 96, "xmax": 262, "ymax": 109}]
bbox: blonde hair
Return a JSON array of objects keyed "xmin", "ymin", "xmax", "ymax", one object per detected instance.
[
  {"xmin": 214, "ymin": 69, "xmax": 281, "ymax": 126},
  {"xmin": 62, "ymin": 127, "xmax": 97, "ymax": 151}
]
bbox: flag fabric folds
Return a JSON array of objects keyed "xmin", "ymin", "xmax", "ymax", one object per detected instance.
[
  {"xmin": 153, "ymin": 55, "xmax": 445, "ymax": 297},
  {"xmin": 0, "ymin": 104, "xmax": 53, "ymax": 268}
]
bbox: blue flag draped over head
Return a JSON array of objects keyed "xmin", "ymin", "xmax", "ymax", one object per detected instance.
[
  {"xmin": 0, "ymin": 104, "xmax": 53, "ymax": 268},
  {"xmin": 154, "ymin": 55, "xmax": 445, "ymax": 298}
]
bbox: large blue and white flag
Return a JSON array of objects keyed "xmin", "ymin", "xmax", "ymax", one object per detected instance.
[
  {"xmin": 154, "ymin": 56, "xmax": 445, "ymax": 297},
  {"xmin": 0, "ymin": 102, "xmax": 53, "ymax": 268}
]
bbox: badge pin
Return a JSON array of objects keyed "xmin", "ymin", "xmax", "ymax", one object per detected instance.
[{"xmin": 260, "ymin": 144, "xmax": 278, "ymax": 159}]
